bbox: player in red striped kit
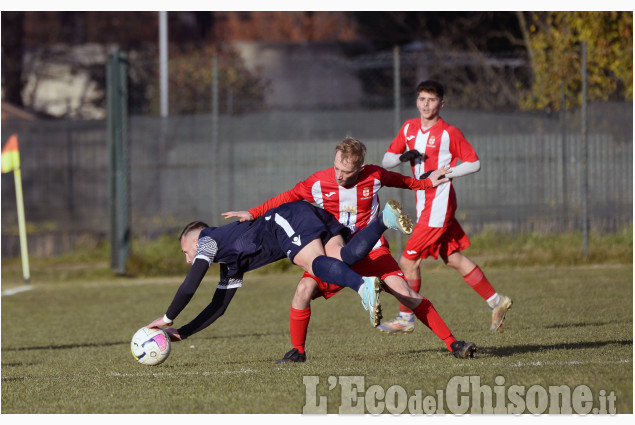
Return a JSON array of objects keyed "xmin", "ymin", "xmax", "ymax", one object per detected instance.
[
  {"xmin": 380, "ymin": 80, "xmax": 512, "ymax": 334},
  {"xmin": 223, "ymin": 137, "xmax": 477, "ymax": 362}
]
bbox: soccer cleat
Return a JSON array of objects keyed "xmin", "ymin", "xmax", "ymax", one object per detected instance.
[
  {"xmin": 376, "ymin": 315, "xmax": 415, "ymax": 333},
  {"xmin": 382, "ymin": 200, "xmax": 413, "ymax": 234},
  {"xmin": 360, "ymin": 276, "xmax": 383, "ymax": 327},
  {"xmin": 490, "ymin": 295, "xmax": 513, "ymax": 332},
  {"xmin": 450, "ymin": 341, "xmax": 477, "ymax": 359},
  {"xmin": 275, "ymin": 348, "xmax": 307, "ymax": 364}
]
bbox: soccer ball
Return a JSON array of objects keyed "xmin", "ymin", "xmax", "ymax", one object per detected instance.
[{"xmin": 131, "ymin": 327, "xmax": 171, "ymax": 366}]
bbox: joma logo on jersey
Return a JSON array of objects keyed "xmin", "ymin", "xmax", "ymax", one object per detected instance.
[{"xmin": 362, "ymin": 187, "xmax": 371, "ymax": 197}]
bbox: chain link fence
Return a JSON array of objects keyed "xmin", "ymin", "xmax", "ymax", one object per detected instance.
[{"xmin": 1, "ymin": 50, "xmax": 632, "ymax": 257}]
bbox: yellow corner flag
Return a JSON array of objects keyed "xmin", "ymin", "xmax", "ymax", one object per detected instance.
[
  {"xmin": 1, "ymin": 134, "xmax": 20, "ymax": 173},
  {"xmin": 2, "ymin": 134, "xmax": 30, "ymax": 283}
]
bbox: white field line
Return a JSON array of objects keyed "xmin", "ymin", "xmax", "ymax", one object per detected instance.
[
  {"xmin": 109, "ymin": 368, "xmax": 258, "ymax": 378},
  {"xmin": 1, "ymin": 285, "xmax": 34, "ymax": 296},
  {"xmin": 508, "ymin": 359, "xmax": 632, "ymax": 368},
  {"xmin": 5, "ymin": 359, "xmax": 631, "ymax": 382}
]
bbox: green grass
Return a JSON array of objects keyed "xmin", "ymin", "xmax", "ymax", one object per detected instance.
[{"xmin": 1, "ymin": 260, "xmax": 632, "ymax": 413}]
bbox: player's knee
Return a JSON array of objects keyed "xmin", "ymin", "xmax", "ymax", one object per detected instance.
[
  {"xmin": 399, "ymin": 256, "xmax": 418, "ymax": 273},
  {"xmin": 295, "ymin": 278, "xmax": 318, "ymax": 301}
]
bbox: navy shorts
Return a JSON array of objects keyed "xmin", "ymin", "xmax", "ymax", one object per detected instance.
[{"xmin": 264, "ymin": 201, "xmax": 350, "ymax": 262}]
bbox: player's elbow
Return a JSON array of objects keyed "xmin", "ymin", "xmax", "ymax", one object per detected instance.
[{"xmin": 473, "ymin": 160, "xmax": 481, "ymax": 173}]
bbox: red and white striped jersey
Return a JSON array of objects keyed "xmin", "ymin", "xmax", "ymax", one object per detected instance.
[
  {"xmin": 248, "ymin": 164, "xmax": 431, "ymax": 247},
  {"xmin": 386, "ymin": 118, "xmax": 478, "ymax": 228}
]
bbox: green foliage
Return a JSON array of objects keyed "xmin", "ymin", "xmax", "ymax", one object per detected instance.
[
  {"xmin": 520, "ymin": 11, "xmax": 633, "ymax": 111},
  {"xmin": 1, "ymin": 229, "xmax": 630, "ymax": 284},
  {"xmin": 463, "ymin": 227, "xmax": 633, "ymax": 268},
  {"xmin": 166, "ymin": 45, "xmax": 267, "ymax": 115}
]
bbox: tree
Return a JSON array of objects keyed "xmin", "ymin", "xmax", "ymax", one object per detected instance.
[{"xmin": 519, "ymin": 11, "xmax": 633, "ymax": 111}]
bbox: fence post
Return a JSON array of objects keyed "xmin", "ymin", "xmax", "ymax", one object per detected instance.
[
  {"xmin": 211, "ymin": 56, "xmax": 220, "ymax": 225},
  {"xmin": 581, "ymin": 42, "xmax": 589, "ymax": 258},
  {"xmin": 393, "ymin": 45, "xmax": 404, "ymax": 253},
  {"xmin": 107, "ymin": 51, "xmax": 130, "ymax": 275},
  {"xmin": 560, "ymin": 80, "xmax": 568, "ymax": 224}
]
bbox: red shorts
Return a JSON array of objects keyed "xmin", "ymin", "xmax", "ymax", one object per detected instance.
[
  {"xmin": 304, "ymin": 246, "xmax": 404, "ymax": 300},
  {"xmin": 402, "ymin": 217, "xmax": 471, "ymax": 260}
]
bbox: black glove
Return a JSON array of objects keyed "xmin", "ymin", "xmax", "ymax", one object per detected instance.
[{"xmin": 399, "ymin": 150, "xmax": 422, "ymax": 162}]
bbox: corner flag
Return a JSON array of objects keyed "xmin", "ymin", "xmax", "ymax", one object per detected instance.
[
  {"xmin": 1, "ymin": 134, "xmax": 20, "ymax": 173},
  {"xmin": 2, "ymin": 134, "xmax": 30, "ymax": 283}
]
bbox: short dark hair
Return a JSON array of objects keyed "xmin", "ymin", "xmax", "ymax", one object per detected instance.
[
  {"xmin": 416, "ymin": 80, "xmax": 444, "ymax": 100},
  {"xmin": 179, "ymin": 221, "xmax": 208, "ymax": 241}
]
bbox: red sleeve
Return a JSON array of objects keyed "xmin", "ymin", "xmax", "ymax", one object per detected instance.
[
  {"xmin": 385, "ymin": 121, "xmax": 410, "ymax": 154},
  {"xmin": 247, "ymin": 179, "xmax": 311, "ymax": 219},
  {"xmin": 448, "ymin": 126, "xmax": 479, "ymax": 163},
  {"xmin": 378, "ymin": 166, "xmax": 432, "ymax": 191}
]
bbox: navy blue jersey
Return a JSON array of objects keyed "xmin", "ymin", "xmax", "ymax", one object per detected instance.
[{"xmin": 193, "ymin": 201, "xmax": 350, "ymax": 289}]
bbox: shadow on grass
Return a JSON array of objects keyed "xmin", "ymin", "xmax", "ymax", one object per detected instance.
[
  {"xmin": 406, "ymin": 339, "xmax": 633, "ymax": 358},
  {"xmin": 545, "ymin": 320, "xmax": 630, "ymax": 329},
  {"xmin": 479, "ymin": 339, "xmax": 633, "ymax": 357},
  {"xmin": 1, "ymin": 331, "xmax": 283, "ymax": 352}
]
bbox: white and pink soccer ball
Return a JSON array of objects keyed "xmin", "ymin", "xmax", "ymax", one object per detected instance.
[{"xmin": 130, "ymin": 327, "xmax": 171, "ymax": 366}]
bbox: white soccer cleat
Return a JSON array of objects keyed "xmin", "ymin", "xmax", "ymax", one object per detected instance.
[
  {"xmin": 376, "ymin": 315, "xmax": 415, "ymax": 333},
  {"xmin": 382, "ymin": 200, "xmax": 413, "ymax": 234},
  {"xmin": 490, "ymin": 295, "xmax": 513, "ymax": 332},
  {"xmin": 360, "ymin": 276, "xmax": 383, "ymax": 327}
]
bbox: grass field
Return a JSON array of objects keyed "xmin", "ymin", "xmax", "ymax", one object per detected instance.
[{"xmin": 1, "ymin": 256, "xmax": 632, "ymax": 414}]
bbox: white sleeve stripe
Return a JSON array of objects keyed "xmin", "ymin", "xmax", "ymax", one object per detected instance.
[{"xmin": 194, "ymin": 254, "xmax": 212, "ymax": 265}]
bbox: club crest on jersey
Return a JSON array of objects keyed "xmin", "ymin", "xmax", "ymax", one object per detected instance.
[
  {"xmin": 428, "ymin": 136, "xmax": 436, "ymax": 146},
  {"xmin": 362, "ymin": 187, "xmax": 370, "ymax": 197}
]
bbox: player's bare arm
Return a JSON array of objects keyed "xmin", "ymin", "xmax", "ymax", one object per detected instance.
[{"xmin": 221, "ymin": 210, "xmax": 254, "ymax": 222}]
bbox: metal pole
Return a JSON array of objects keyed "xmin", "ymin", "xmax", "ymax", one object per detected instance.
[
  {"xmin": 393, "ymin": 46, "xmax": 401, "ymax": 136},
  {"xmin": 393, "ymin": 46, "xmax": 404, "ymax": 253},
  {"xmin": 159, "ymin": 11, "xmax": 168, "ymax": 118},
  {"xmin": 581, "ymin": 42, "xmax": 589, "ymax": 258},
  {"xmin": 560, "ymin": 80, "xmax": 568, "ymax": 225},
  {"xmin": 211, "ymin": 57, "xmax": 220, "ymax": 223}
]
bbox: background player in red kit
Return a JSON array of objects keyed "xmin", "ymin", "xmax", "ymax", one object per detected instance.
[
  {"xmin": 381, "ymin": 80, "xmax": 513, "ymax": 334},
  {"xmin": 223, "ymin": 137, "xmax": 477, "ymax": 362}
]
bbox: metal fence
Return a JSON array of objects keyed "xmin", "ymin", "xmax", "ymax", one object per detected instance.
[{"xmin": 1, "ymin": 50, "xmax": 632, "ymax": 257}]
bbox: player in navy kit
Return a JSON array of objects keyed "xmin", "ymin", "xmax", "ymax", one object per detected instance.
[
  {"xmin": 224, "ymin": 138, "xmax": 478, "ymax": 362},
  {"xmin": 146, "ymin": 200, "xmax": 412, "ymax": 341}
]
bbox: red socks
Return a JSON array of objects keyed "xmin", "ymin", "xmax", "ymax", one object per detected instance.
[
  {"xmin": 399, "ymin": 278, "xmax": 422, "ymax": 314},
  {"xmin": 413, "ymin": 298, "xmax": 456, "ymax": 351},
  {"xmin": 463, "ymin": 266, "xmax": 496, "ymax": 300},
  {"xmin": 289, "ymin": 306, "xmax": 311, "ymax": 354}
]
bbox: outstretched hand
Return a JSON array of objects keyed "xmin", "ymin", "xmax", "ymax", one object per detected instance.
[
  {"xmin": 165, "ymin": 328, "xmax": 182, "ymax": 342},
  {"xmin": 221, "ymin": 211, "xmax": 254, "ymax": 222},
  {"xmin": 147, "ymin": 316, "xmax": 172, "ymax": 329},
  {"xmin": 421, "ymin": 165, "xmax": 450, "ymax": 187}
]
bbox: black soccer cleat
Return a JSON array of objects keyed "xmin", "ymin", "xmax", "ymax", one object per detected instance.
[
  {"xmin": 276, "ymin": 348, "xmax": 307, "ymax": 364},
  {"xmin": 450, "ymin": 341, "xmax": 477, "ymax": 359}
]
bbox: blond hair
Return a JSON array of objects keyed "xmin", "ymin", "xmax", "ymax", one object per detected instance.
[{"xmin": 335, "ymin": 137, "xmax": 366, "ymax": 168}]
